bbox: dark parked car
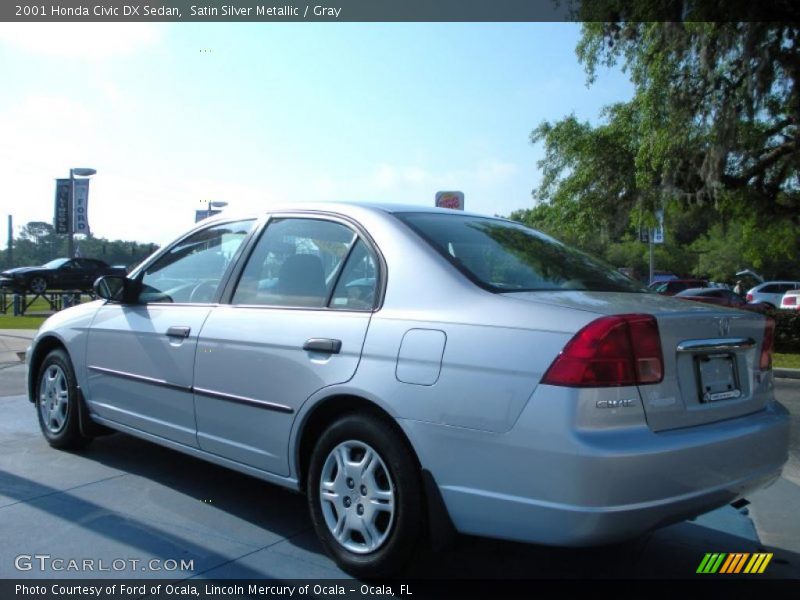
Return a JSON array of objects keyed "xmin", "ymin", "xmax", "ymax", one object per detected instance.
[
  {"xmin": 0, "ymin": 258, "xmax": 126, "ymax": 294},
  {"xmin": 649, "ymin": 279, "xmax": 708, "ymax": 296},
  {"xmin": 674, "ymin": 287, "xmax": 770, "ymax": 313}
]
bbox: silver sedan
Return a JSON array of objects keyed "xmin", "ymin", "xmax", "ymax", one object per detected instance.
[{"xmin": 27, "ymin": 203, "xmax": 790, "ymax": 577}]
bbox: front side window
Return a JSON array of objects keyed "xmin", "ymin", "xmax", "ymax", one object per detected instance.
[
  {"xmin": 397, "ymin": 213, "xmax": 645, "ymax": 293},
  {"xmin": 233, "ymin": 218, "xmax": 364, "ymax": 308},
  {"xmin": 139, "ymin": 220, "xmax": 254, "ymax": 303}
]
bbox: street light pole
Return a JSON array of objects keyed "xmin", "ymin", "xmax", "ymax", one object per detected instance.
[
  {"xmin": 204, "ymin": 200, "xmax": 228, "ymax": 219},
  {"xmin": 68, "ymin": 168, "xmax": 74, "ymax": 260}
]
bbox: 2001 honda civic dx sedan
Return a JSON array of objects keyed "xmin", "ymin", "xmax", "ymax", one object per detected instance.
[{"xmin": 27, "ymin": 203, "xmax": 789, "ymax": 576}]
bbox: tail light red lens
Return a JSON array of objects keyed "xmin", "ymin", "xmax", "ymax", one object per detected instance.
[
  {"xmin": 760, "ymin": 317, "xmax": 775, "ymax": 371},
  {"xmin": 783, "ymin": 296, "xmax": 797, "ymax": 307},
  {"xmin": 746, "ymin": 293, "xmax": 753, "ymax": 302},
  {"xmin": 542, "ymin": 314, "xmax": 664, "ymax": 387}
]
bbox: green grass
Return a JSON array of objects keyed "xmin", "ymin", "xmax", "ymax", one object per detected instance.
[
  {"xmin": 774, "ymin": 353, "xmax": 800, "ymax": 369},
  {"xmin": 0, "ymin": 294, "xmax": 94, "ymax": 326},
  {"xmin": 0, "ymin": 314, "xmax": 47, "ymax": 329}
]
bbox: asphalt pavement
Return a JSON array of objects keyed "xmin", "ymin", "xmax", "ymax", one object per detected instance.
[{"xmin": 0, "ymin": 361, "xmax": 797, "ymax": 580}]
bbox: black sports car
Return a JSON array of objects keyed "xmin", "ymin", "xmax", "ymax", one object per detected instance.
[{"xmin": 0, "ymin": 258, "xmax": 127, "ymax": 294}]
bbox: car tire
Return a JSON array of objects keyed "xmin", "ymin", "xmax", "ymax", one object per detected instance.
[
  {"xmin": 307, "ymin": 412, "xmax": 423, "ymax": 578},
  {"xmin": 29, "ymin": 276, "xmax": 48, "ymax": 295},
  {"xmin": 35, "ymin": 349, "xmax": 91, "ymax": 450}
]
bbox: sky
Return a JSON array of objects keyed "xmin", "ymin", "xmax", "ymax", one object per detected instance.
[{"xmin": 0, "ymin": 22, "xmax": 634, "ymax": 248}]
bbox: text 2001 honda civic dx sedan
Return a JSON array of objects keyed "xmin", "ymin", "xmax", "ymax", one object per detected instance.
[{"xmin": 28, "ymin": 203, "xmax": 789, "ymax": 576}]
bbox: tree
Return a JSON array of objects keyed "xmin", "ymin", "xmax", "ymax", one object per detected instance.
[
  {"xmin": 516, "ymin": 5, "xmax": 800, "ymax": 280},
  {"xmin": 575, "ymin": 6, "xmax": 799, "ymax": 215},
  {"xmin": 0, "ymin": 222, "xmax": 158, "ymax": 270},
  {"xmin": 516, "ymin": 102, "xmax": 641, "ymax": 247}
]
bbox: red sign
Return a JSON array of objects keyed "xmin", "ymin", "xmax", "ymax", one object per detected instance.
[{"xmin": 435, "ymin": 191, "xmax": 464, "ymax": 210}]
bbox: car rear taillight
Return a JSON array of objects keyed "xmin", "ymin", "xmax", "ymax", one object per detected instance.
[
  {"xmin": 760, "ymin": 317, "xmax": 775, "ymax": 371},
  {"xmin": 746, "ymin": 293, "xmax": 753, "ymax": 302},
  {"xmin": 542, "ymin": 314, "xmax": 664, "ymax": 387},
  {"xmin": 783, "ymin": 296, "xmax": 797, "ymax": 307}
]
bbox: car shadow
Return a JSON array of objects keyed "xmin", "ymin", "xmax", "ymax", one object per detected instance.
[{"xmin": 36, "ymin": 432, "xmax": 800, "ymax": 580}]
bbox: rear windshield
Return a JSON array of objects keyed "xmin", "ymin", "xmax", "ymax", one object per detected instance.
[{"xmin": 396, "ymin": 213, "xmax": 645, "ymax": 293}]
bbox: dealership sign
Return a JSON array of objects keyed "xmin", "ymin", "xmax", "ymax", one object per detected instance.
[
  {"xmin": 195, "ymin": 209, "xmax": 222, "ymax": 222},
  {"xmin": 73, "ymin": 178, "xmax": 91, "ymax": 235},
  {"xmin": 53, "ymin": 179, "xmax": 70, "ymax": 234},
  {"xmin": 435, "ymin": 191, "xmax": 464, "ymax": 210}
]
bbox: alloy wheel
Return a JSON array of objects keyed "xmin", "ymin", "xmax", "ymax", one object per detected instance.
[
  {"xmin": 319, "ymin": 440, "xmax": 395, "ymax": 554},
  {"xmin": 39, "ymin": 364, "xmax": 69, "ymax": 434},
  {"xmin": 30, "ymin": 276, "xmax": 47, "ymax": 294}
]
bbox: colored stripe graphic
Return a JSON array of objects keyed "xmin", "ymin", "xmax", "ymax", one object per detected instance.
[
  {"xmin": 697, "ymin": 552, "xmax": 773, "ymax": 574},
  {"xmin": 719, "ymin": 554, "xmax": 737, "ymax": 574},
  {"xmin": 721, "ymin": 553, "xmax": 748, "ymax": 573},
  {"xmin": 697, "ymin": 554, "xmax": 713, "ymax": 573},
  {"xmin": 697, "ymin": 553, "xmax": 727, "ymax": 573},
  {"xmin": 732, "ymin": 553, "xmax": 750, "ymax": 573},
  {"xmin": 744, "ymin": 553, "xmax": 773, "ymax": 574}
]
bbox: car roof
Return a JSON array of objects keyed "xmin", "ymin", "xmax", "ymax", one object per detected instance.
[
  {"xmin": 679, "ymin": 287, "xmax": 717, "ymax": 296},
  {"xmin": 204, "ymin": 200, "xmax": 504, "ymax": 223},
  {"xmin": 667, "ymin": 279, "xmax": 706, "ymax": 284},
  {"xmin": 754, "ymin": 280, "xmax": 800, "ymax": 287}
]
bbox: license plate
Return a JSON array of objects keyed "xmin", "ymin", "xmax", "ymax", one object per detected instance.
[{"xmin": 696, "ymin": 353, "xmax": 741, "ymax": 403}]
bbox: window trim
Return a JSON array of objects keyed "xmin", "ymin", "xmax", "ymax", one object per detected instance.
[
  {"xmin": 221, "ymin": 211, "xmax": 386, "ymax": 313},
  {"xmin": 131, "ymin": 217, "xmax": 260, "ymax": 307}
]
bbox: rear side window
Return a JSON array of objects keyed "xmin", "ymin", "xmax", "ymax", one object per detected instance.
[
  {"xmin": 396, "ymin": 213, "xmax": 645, "ymax": 293},
  {"xmin": 232, "ymin": 217, "xmax": 378, "ymax": 310}
]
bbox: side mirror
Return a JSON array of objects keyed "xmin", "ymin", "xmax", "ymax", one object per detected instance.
[{"xmin": 93, "ymin": 275, "xmax": 128, "ymax": 302}]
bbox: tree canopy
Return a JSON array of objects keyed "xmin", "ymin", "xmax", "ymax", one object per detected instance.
[
  {"xmin": 515, "ymin": 7, "xmax": 800, "ymax": 281},
  {"xmin": 2, "ymin": 221, "xmax": 158, "ymax": 271}
]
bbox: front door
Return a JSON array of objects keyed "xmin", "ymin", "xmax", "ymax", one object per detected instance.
[
  {"xmin": 84, "ymin": 219, "xmax": 255, "ymax": 446},
  {"xmin": 193, "ymin": 217, "xmax": 380, "ymax": 476}
]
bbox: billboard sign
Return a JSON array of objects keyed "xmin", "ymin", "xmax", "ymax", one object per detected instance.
[
  {"xmin": 54, "ymin": 179, "xmax": 70, "ymax": 234},
  {"xmin": 435, "ymin": 191, "xmax": 464, "ymax": 210},
  {"xmin": 73, "ymin": 178, "xmax": 91, "ymax": 235}
]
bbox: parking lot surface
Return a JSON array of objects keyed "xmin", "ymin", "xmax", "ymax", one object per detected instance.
[{"xmin": 0, "ymin": 363, "xmax": 797, "ymax": 580}]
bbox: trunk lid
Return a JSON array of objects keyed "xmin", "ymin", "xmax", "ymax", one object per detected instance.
[{"xmin": 503, "ymin": 291, "xmax": 771, "ymax": 432}]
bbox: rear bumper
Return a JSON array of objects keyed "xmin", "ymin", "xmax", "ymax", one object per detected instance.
[{"xmin": 399, "ymin": 396, "xmax": 789, "ymax": 546}]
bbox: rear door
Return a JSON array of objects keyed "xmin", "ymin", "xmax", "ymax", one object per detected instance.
[{"xmin": 193, "ymin": 215, "xmax": 380, "ymax": 476}]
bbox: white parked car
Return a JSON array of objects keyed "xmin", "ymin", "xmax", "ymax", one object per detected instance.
[
  {"xmin": 746, "ymin": 281, "xmax": 800, "ymax": 308},
  {"xmin": 27, "ymin": 203, "xmax": 789, "ymax": 577},
  {"xmin": 780, "ymin": 289, "xmax": 800, "ymax": 310}
]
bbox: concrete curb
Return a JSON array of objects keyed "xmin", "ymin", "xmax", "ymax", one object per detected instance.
[{"xmin": 774, "ymin": 368, "xmax": 800, "ymax": 380}]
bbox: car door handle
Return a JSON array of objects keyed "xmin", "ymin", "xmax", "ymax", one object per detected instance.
[
  {"xmin": 166, "ymin": 326, "xmax": 191, "ymax": 338},
  {"xmin": 303, "ymin": 338, "xmax": 342, "ymax": 354}
]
